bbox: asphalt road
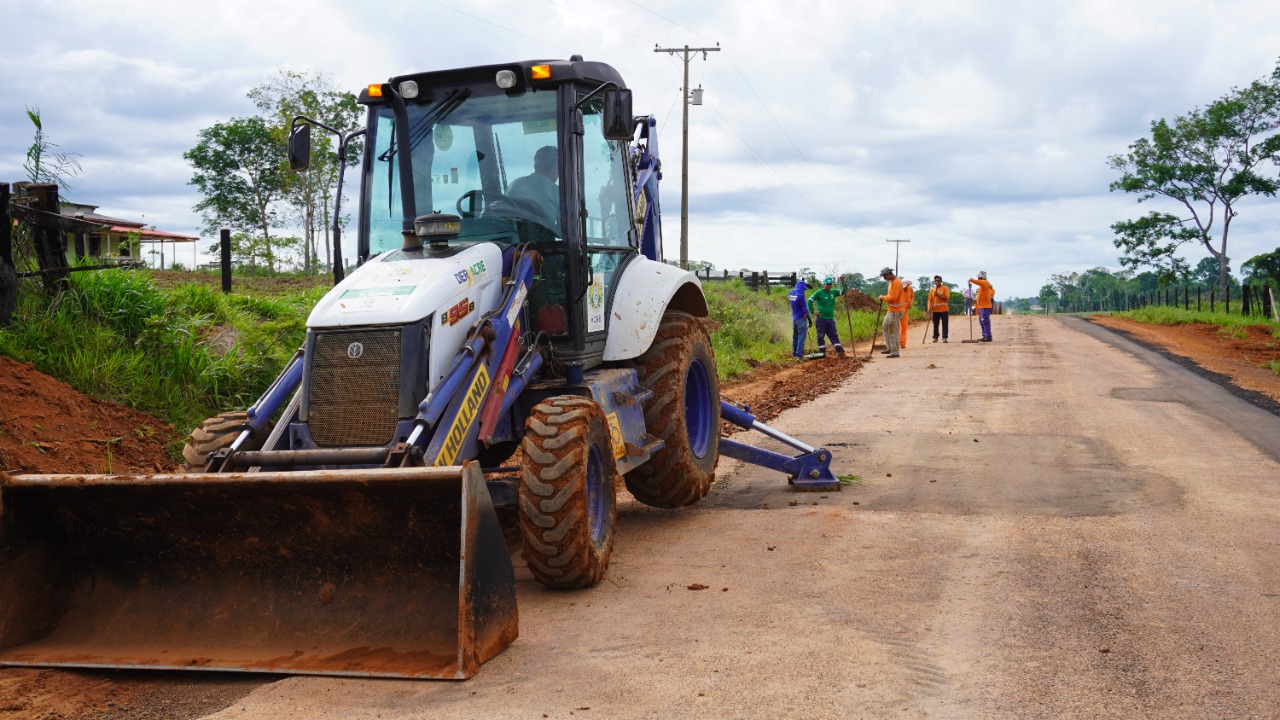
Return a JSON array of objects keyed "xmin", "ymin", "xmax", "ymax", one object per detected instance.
[{"xmin": 198, "ymin": 314, "xmax": 1280, "ymax": 719}]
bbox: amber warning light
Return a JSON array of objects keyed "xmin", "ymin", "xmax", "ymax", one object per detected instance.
[
  {"xmin": 367, "ymin": 84, "xmax": 383, "ymax": 98},
  {"xmin": 531, "ymin": 65, "xmax": 551, "ymax": 80}
]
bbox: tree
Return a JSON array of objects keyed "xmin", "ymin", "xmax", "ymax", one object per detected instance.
[
  {"xmin": 1190, "ymin": 256, "xmax": 1237, "ymax": 289},
  {"xmin": 1242, "ymin": 248, "xmax": 1280, "ymax": 286},
  {"xmin": 24, "ymin": 106, "xmax": 81, "ymax": 187},
  {"xmin": 1038, "ymin": 284, "xmax": 1059, "ymax": 313},
  {"xmin": 1108, "ymin": 60, "xmax": 1280, "ymax": 298},
  {"xmin": 185, "ymin": 116, "xmax": 290, "ymax": 272},
  {"xmin": 249, "ymin": 70, "xmax": 361, "ymax": 275}
]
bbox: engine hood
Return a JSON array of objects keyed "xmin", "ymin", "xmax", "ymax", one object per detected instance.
[{"xmin": 307, "ymin": 244, "xmax": 504, "ymax": 328}]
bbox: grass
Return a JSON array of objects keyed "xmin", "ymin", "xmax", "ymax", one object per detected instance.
[{"xmin": 1121, "ymin": 305, "xmax": 1280, "ymax": 336}]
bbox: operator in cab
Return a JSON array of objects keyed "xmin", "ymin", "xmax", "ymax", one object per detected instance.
[{"xmin": 507, "ymin": 145, "xmax": 560, "ymax": 233}]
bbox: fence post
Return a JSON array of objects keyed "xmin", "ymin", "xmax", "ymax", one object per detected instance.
[
  {"xmin": 1243, "ymin": 284, "xmax": 1251, "ymax": 316},
  {"xmin": 763, "ymin": 270, "xmax": 770, "ymax": 293},
  {"xmin": 750, "ymin": 271, "xmax": 759, "ymax": 292},
  {"xmin": 1226, "ymin": 286, "xmax": 1230, "ymax": 315},
  {"xmin": 219, "ymin": 228, "xmax": 232, "ymax": 293},
  {"xmin": 1197, "ymin": 286, "xmax": 1201, "ymax": 312},
  {"xmin": 1184, "ymin": 287, "xmax": 1189, "ymax": 311},
  {"xmin": 0, "ymin": 182, "xmax": 10, "ymax": 269},
  {"xmin": 1263, "ymin": 284, "xmax": 1273, "ymax": 321},
  {"xmin": 723, "ymin": 269, "xmax": 729, "ymax": 280}
]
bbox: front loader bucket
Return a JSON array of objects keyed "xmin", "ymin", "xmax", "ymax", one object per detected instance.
[{"xmin": 0, "ymin": 463, "xmax": 517, "ymax": 679}]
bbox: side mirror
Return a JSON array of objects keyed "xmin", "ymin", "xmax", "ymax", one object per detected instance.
[
  {"xmin": 288, "ymin": 123, "xmax": 312, "ymax": 171},
  {"xmin": 602, "ymin": 88, "xmax": 633, "ymax": 140}
]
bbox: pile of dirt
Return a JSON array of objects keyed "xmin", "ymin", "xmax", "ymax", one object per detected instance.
[
  {"xmin": 0, "ymin": 356, "xmax": 177, "ymax": 475},
  {"xmin": 842, "ymin": 289, "xmax": 881, "ymax": 311},
  {"xmin": 720, "ymin": 353, "xmax": 865, "ymax": 434}
]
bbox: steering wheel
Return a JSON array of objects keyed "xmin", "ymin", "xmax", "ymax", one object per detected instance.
[{"xmin": 456, "ymin": 189, "xmax": 505, "ymax": 219}]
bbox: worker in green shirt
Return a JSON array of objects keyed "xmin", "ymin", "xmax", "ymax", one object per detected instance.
[{"xmin": 807, "ymin": 277, "xmax": 845, "ymax": 356}]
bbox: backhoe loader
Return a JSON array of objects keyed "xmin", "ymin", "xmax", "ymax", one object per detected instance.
[{"xmin": 0, "ymin": 57, "xmax": 840, "ymax": 679}]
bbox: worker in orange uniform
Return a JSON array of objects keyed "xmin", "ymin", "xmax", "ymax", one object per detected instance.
[
  {"xmin": 877, "ymin": 267, "xmax": 905, "ymax": 358},
  {"xmin": 898, "ymin": 279, "xmax": 915, "ymax": 348},
  {"xmin": 968, "ymin": 270, "xmax": 995, "ymax": 342},
  {"xmin": 928, "ymin": 275, "xmax": 951, "ymax": 342}
]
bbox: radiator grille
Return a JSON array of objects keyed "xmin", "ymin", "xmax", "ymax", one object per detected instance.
[{"xmin": 308, "ymin": 329, "xmax": 402, "ymax": 447}]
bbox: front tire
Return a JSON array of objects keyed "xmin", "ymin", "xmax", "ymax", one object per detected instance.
[
  {"xmin": 519, "ymin": 396, "xmax": 617, "ymax": 589},
  {"xmin": 624, "ymin": 311, "xmax": 720, "ymax": 508},
  {"xmin": 181, "ymin": 410, "xmax": 270, "ymax": 472}
]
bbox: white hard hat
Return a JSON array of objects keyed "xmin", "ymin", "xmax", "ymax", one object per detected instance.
[{"xmin": 978, "ymin": 270, "xmax": 987, "ymax": 279}]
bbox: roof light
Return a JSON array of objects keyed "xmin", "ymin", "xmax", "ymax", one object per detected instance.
[
  {"xmin": 495, "ymin": 69, "xmax": 517, "ymax": 89},
  {"xmin": 399, "ymin": 80, "xmax": 418, "ymax": 99},
  {"xmin": 367, "ymin": 84, "xmax": 383, "ymax": 98},
  {"xmin": 531, "ymin": 65, "xmax": 551, "ymax": 80}
]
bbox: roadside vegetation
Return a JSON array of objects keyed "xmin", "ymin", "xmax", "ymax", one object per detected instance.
[
  {"xmin": 1114, "ymin": 305, "xmax": 1280, "ymax": 376},
  {"xmin": 0, "ymin": 270, "xmax": 322, "ymax": 456},
  {"xmin": 0, "ymin": 271, "xmax": 883, "ymax": 458},
  {"xmin": 704, "ymin": 279, "xmax": 881, "ymax": 376}
]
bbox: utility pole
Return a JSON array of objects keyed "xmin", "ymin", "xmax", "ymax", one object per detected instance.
[
  {"xmin": 885, "ymin": 238, "xmax": 910, "ymax": 275},
  {"xmin": 655, "ymin": 43, "xmax": 719, "ymax": 270}
]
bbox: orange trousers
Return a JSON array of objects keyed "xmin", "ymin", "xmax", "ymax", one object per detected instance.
[{"xmin": 899, "ymin": 312, "xmax": 909, "ymax": 347}]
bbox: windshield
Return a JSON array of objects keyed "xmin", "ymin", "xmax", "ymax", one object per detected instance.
[{"xmin": 364, "ymin": 89, "xmax": 560, "ymax": 256}]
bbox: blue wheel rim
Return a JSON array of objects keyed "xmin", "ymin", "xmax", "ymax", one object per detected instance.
[
  {"xmin": 586, "ymin": 444, "xmax": 607, "ymax": 546},
  {"xmin": 684, "ymin": 357, "xmax": 713, "ymax": 459}
]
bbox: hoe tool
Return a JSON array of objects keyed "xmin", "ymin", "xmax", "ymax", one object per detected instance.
[{"xmin": 961, "ymin": 282, "xmax": 982, "ymax": 343}]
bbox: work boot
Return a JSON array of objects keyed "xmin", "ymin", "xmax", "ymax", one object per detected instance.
[
  {"xmin": 943, "ymin": 338, "xmax": 949, "ymax": 343},
  {"xmin": 932, "ymin": 337, "xmax": 938, "ymax": 343},
  {"xmin": 836, "ymin": 347, "xmax": 846, "ymax": 356},
  {"xmin": 980, "ymin": 337, "xmax": 993, "ymax": 342}
]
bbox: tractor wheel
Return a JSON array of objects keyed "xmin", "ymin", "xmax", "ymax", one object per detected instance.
[
  {"xmin": 624, "ymin": 311, "xmax": 720, "ymax": 508},
  {"xmin": 181, "ymin": 410, "xmax": 271, "ymax": 472},
  {"xmin": 518, "ymin": 396, "xmax": 617, "ymax": 589}
]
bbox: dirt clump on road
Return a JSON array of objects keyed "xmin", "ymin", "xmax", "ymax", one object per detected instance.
[{"xmin": 1089, "ymin": 315, "xmax": 1280, "ymax": 410}]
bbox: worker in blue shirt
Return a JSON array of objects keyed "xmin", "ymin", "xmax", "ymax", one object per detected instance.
[{"xmin": 788, "ymin": 275, "xmax": 811, "ymax": 358}]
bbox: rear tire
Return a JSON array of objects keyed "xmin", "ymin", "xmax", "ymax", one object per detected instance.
[
  {"xmin": 181, "ymin": 410, "xmax": 271, "ymax": 472},
  {"xmin": 518, "ymin": 396, "xmax": 617, "ymax": 589},
  {"xmin": 624, "ymin": 312, "xmax": 720, "ymax": 508}
]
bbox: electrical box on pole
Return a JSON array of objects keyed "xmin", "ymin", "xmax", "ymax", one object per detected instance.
[{"xmin": 655, "ymin": 43, "xmax": 719, "ymax": 270}]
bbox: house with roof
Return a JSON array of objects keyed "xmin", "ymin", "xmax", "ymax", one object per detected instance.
[{"xmin": 60, "ymin": 201, "xmax": 199, "ymax": 268}]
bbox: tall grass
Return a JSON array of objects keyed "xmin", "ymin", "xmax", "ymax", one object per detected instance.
[{"xmin": 1121, "ymin": 306, "xmax": 1280, "ymax": 339}]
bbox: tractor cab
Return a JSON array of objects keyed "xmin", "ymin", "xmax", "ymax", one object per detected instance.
[{"xmin": 349, "ymin": 58, "xmax": 637, "ymax": 370}]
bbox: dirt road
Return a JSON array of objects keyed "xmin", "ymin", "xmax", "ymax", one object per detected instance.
[{"xmin": 186, "ymin": 314, "xmax": 1280, "ymax": 719}]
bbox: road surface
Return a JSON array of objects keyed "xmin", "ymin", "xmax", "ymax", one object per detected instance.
[{"xmin": 199, "ymin": 314, "xmax": 1280, "ymax": 719}]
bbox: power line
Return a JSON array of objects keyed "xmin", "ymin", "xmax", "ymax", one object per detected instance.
[{"xmin": 614, "ymin": 0, "xmax": 885, "ymax": 235}]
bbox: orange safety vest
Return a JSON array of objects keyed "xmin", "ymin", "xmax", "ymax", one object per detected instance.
[
  {"xmin": 970, "ymin": 278, "xmax": 994, "ymax": 309},
  {"xmin": 929, "ymin": 285, "xmax": 950, "ymax": 312},
  {"xmin": 881, "ymin": 277, "xmax": 907, "ymax": 311}
]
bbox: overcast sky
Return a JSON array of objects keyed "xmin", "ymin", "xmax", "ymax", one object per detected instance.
[{"xmin": 3, "ymin": 0, "xmax": 1279, "ymax": 298}]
